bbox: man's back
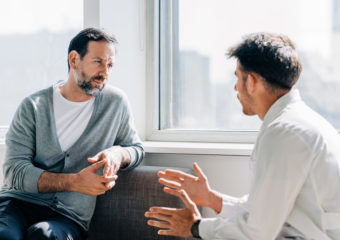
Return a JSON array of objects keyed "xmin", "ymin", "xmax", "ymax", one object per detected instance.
[{"xmin": 254, "ymin": 89, "xmax": 340, "ymax": 239}]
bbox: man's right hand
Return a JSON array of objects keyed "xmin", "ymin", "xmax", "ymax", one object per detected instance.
[
  {"xmin": 71, "ymin": 159, "xmax": 118, "ymax": 196},
  {"xmin": 158, "ymin": 163, "xmax": 222, "ymax": 213},
  {"xmin": 38, "ymin": 159, "xmax": 117, "ymax": 196}
]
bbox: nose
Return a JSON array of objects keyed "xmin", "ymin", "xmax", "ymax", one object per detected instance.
[
  {"xmin": 104, "ymin": 66, "xmax": 110, "ymax": 76},
  {"xmin": 234, "ymin": 84, "xmax": 237, "ymax": 91},
  {"xmin": 100, "ymin": 65, "xmax": 110, "ymax": 78}
]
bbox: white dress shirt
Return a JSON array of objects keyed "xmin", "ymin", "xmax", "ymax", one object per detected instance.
[{"xmin": 199, "ymin": 89, "xmax": 340, "ymax": 240}]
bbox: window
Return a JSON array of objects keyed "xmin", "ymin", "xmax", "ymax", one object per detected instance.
[
  {"xmin": 0, "ymin": 0, "xmax": 83, "ymax": 130},
  {"xmin": 155, "ymin": 0, "xmax": 340, "ymax": 142}
]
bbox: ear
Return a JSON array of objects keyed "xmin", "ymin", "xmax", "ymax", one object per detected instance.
[
  {"xmin": 245, "ymin": 73, "xmax": 257, "ymax": 94},
  {"xmin": 68, "ymin": 50, "xmax": 79, "ymax": 71}
]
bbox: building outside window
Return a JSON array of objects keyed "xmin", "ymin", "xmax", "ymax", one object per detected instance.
[{"xmin": 159, "ymin": 0, "xmax": 340, "ymax": 136}]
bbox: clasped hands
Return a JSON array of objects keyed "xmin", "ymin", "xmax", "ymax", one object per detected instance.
[
  {"xmin": 72, "ymin": 147, "xmax": 125, "ymax": 196},
  {"xmin": 145, "ymin": 163, "xmax": 221, "ymax": 238}
]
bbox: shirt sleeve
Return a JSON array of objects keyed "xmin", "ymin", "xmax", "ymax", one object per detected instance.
[
  {"xmin": 114, "ymin": 95, "xmax": 144, "ymax": 170},
  {"xmin": 218, "ymin": 194, "xmax": 248, "ymax": 218},
  {"xmin": 199, "ymin": 127, "xmax": 314, "ymax": 240},
  {"xmin": 3, "ymin": 98, "xmax": 44, "ymax": 193}
]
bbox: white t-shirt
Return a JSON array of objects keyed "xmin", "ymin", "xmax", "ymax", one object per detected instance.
[{"xmin": 53, "ymin": 82, "xmax": 95, "ymax": 151}]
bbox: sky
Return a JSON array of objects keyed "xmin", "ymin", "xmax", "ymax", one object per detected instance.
[
  {"xmin": 178, "ymin": 0, "xmax": 333, "ymax": 82},
  {"xmin": 0, "ymin": 0, "xmax": 83, "ymax": 34}
]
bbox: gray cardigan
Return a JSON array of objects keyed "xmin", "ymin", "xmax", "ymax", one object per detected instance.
[{"xmin": 1, "ymin": 84, "xmax": 144, "ymax": 230}]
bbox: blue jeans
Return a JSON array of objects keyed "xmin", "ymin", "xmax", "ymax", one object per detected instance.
[{"xmin": 0, "ymin": 196, "xmax": 85, "ymax": 240}]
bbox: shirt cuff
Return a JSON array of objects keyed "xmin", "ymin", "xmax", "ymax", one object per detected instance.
[
  {"xmin": 199, "ymin": 218, "xmax": 221, "ymax": 239},
  {"xmin": 218, "ymin": 194, "xmax": 248, "ymax": 218},
  {"xmin": 121, "ymin": 147, "xmax": 137, "ymax": 170},
  {"xmin": 23, "ymin": 166, "xmax": 45, "ymax": 193}
]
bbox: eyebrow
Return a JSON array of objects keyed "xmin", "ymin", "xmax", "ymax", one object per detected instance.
[{"xmin": 91, "ymin": 57, "xmax": 113, "ymax": 63}]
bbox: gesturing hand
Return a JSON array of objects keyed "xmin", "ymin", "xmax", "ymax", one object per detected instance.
[
  {"xmin": 88, "ymin": 146, "xmax": 125, "ymax": 179},
  {"xmin": 158, "ymin": 163, "xmax": 212, "ymax": 207},
  {"xmin": 145, "ymin": 188, "xmax": 201, "ymax": 237},
  {"xmin": 73, "ymin": 159, "xmax": 118, "ymax": 196}
]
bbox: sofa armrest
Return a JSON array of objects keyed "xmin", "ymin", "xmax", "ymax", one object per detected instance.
[{"xmin": 88, "ymin": 165, "xmax": 199, "ymax": 240}]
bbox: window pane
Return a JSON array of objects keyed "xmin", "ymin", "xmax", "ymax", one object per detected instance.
[
  {"xmin": 160, "ymin": 0, "xmax": 340, "ymax": 131},
  {"xmin": 0, "ymin": 0, "xmax": 83, "ymax": 125}
]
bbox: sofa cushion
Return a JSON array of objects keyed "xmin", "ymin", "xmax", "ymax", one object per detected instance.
[{"xmin": 88, "ymin": 165, "xmax": 198, "ymax": 240}]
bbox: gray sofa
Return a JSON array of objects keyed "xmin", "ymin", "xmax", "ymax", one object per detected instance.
[{"xmin": 88, "ymin": 165, "xmax": 198, "ymax": 240}]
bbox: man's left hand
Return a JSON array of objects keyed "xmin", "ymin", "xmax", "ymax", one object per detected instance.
[
  {"xmin": 88, "ymin": 146, "xmax": 129, "ymax": 182},
  {"xmin": 145, "ymin": 188, "xmax": 201, "ymax": 237}
]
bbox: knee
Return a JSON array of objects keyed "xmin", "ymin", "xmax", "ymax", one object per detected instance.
[{"xmin": 26, "ymin": 222, "xmax": 55, "ymax": 240}]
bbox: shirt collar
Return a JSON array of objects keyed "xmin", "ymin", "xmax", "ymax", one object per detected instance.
[{"xmin": 261, "ymin": 88, "xmax": 302, "ymax": 131}]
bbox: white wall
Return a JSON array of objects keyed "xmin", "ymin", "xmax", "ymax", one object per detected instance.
[{"xmin": 144, "ymin": 153, "xmax": 251, "ymax": 197}]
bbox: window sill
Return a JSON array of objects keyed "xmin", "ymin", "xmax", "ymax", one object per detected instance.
[{"xmin": 142, "ymin": 141, "xmax": 253, "ymax": 156}]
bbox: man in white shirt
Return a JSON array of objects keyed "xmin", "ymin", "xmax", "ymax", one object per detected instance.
[{"xmin": 145, "ymin": 32, "xmax": 340, "ymax": 239}]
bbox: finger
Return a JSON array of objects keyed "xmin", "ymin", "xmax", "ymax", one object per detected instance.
[
  {"xmin": 163, "ymin": 187, "xmax": 182, "ymax": 197},
  {"xmin": 106, "ymin": 161, "xmax": 115, "ymax": 177},
  {"xmin": 89, "ymin": 159, "xmax": 107, "ymax": 170},
  {"xmin": 147, "ymin": 220, "xmax": 171, "ymax": 229},
  {"xmin": 145, "ymin": 212, "xmax": 172, "ymax": 222},
  {"xmin": 102, "ymin": 175, "xmax": 118, "ymax": 183},
  {"xmin": 176, "ymin": 190, "xmax": 198, "ymax": 213},
  {"xmin": 88, "ymin": 157, "xmax": 98, "ymax": 163},
  {"xmin": 105, "ymin": 180, "xmax": 116, "ymax": 189},
  {"xmin": 163, "ymin": 187, "xmax": 197, "ymax": 209},
  {"xmin": 149, "ymin": 207, "xmax": 177, "ymax": 215},
  {"xmin": 159, "ymin": 178, "xmax": 181, "ymax": 189},
  {"xmin": 158, "ymin": 171, "xmax": 183, "ymax": 180},
  {"xmin": 89, "ymin": 152, "xmax": 106, "ymax": 163},
  {"xmin": 103, "ymin": 160, "xmax": 111, "ymax": 177},
  {"xmin": 163, "ymin": 188, "xmax": 196, "ymax": 211},
  {"xmin": 158, "ymin": 229, "xmax": 178, "ymax": 236},
  {"xmin": 88, "ymin": 152, "xmax": 101, "ymax": 163},
  {"xmin": 161, "ymin": 169, "xmax": 195, "ymax": 180},
  {"xmin": 112, "ymin": 162, "xmax": 120, "ymax": 175},
  {"xmin": 193, "ymin": 162, "xmax": 207, "ymax": 180}
]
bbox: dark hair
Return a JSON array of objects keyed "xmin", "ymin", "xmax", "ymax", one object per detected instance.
[
  {"xmin": 67, "ymin": 28, "xmax": 118, "ymax": 71},
  {"xmin": 227, "ymin": 32, "xmax": 302, "ymax": 92}
]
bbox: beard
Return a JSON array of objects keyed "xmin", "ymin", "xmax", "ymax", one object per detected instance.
[
  {"xmin": 237, "ymin": 91, "xmax": 256, "ymax": 116},
  {"xmin": 74, "ymin": 71, "xmax": 106, "ymax": 96}
]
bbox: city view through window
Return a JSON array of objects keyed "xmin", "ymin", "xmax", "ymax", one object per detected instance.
[
  {"xmin": 160, "ymin": 0, "xmax": 340, "ymax": 131},
  {"xmin": 1, "ymin": 0, "xmax": 339, "ymax": 135}
]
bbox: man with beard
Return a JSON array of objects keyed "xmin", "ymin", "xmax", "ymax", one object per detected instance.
[
  {"xmin": 0, "ymin": 28, "xmax": 144, "ymax": 239},
  {"xmin": 145, "ymin": 33, "xmax": 340, "ymax": 239}
]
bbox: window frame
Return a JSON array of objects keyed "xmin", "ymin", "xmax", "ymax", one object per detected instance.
[{"xmin": 145, "ymin": 0, "xmax": 258, "ymax": 143}]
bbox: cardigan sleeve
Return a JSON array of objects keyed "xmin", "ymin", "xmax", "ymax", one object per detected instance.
[
  {"xmin": 114, "ymin": 94, "xmax": 144, "ymax": 170},
  {"xmin": 3, "ymin": 97, "xmax": 44, "ymax": 193}
]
